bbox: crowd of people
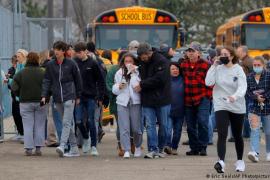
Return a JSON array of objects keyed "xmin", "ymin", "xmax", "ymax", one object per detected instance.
[{"xmin": 2, "ymin": 39, "xmax": 270, "ymax": 174}]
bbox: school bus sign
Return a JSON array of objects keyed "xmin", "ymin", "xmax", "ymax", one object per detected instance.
[{"xmin": 115, "ymin": 8, "xmax": 157, "ymax": 24}]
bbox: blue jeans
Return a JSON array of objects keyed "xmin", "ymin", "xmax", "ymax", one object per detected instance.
[
  {"xmin": 243, "ymin": 97, "xmax": 251, "ymax": 138},
  {"xmin": 166, "ymin": 116, "xmax": 184, "ymax": 150},
  {"xmin": 208, "ymin": 106, "xmax": 216, "ymax": 144},
  {"xmin": 249, "ymin": 113, "xmax": 270, "ymax": 154},
  {"xmin": 143, "ymin": 105, "xmax": 171, "ymax": 153},
  {"xmin": 51, "ymin": 100, "xmax": 62, "ymax": 141},
  {"xmin": 75, "ymin": 98, "xmax": 97, "ymax": 147},
  {"xmin": 185, "ymin": 97, "xmax": 210, "ymax": 151}
]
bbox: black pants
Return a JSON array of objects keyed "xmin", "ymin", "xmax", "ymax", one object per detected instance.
[
  {"xmin": 12, "ymin": 99, "xmax": 24, "ymax": 135},
  {"xmin": 215, "ymin": 110, "xmax": 244, "ymax": 161}
]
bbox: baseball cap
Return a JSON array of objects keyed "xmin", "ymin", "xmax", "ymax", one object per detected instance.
[{"xmin": 187, "ymin": 42, "xmax": 202, "ymax": 52}]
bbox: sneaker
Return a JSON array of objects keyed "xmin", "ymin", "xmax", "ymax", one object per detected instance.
[
  {"xmin": 186, "ymin": 150, "xmax": 199, "ymax": 156},
  {"xmin": 157, "ymin": 151, "xmax": 166, "ymax": 158},
  {"xmin": 56, "ymin": 146, "xmax": 65, "ymax": 157},
  {"xmin": 164, "ymin": 146, "xmax": 172, "ymax": 155},
  {"xmin": 25, "ymin": 149, "xmax": 32, "ymax": 156},
  {"xmin": 91, "ymin": 146, "xmax": 99, "ymax": 156},
  {"xmin": 82, "ymin": 139, "xmax": 90, "ymax": 154},
  {"xmin": 171, "ymin": 149, "xmax": 178, "ymax": 155},
  {"xmin": 12, "ymin": 134, "xmax": 23, "ymax": 141},
  {"xmin": 123, "ymin": 151, "xmax": 130, "ymax": 159},
  {"xmin": 248, "ymin": 151, "xmax": 259, "ymax": 162},
  {"xmin": 64, "ymin": 146, "xmax": 80, "ymax": 157},
  {"xmin": 34, "ymin": 148, "xmax": 42, "ymax": 156},
  {"xmin": 134, "ymin": 147, "xmax": 142, "ymax": 158},
  {"xmin": 199, "ymin": 149, "xmax": 207, "ymax": 156},
  {"xmin": 266, "ymin": 153, "xmax": 270, "ymax": 161},
  {"xmin": 144, "ymin": 151, "xmax": 156, "ymax": 159},
  {"xmin": 235, "ymin": 160, "xmax": 245, "ymax": 172},
  {"xmin": 214, "ymin": 160, "xmax": 225, "ymax": 173}
]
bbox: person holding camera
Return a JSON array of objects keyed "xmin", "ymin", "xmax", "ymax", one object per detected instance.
[
  {"xmin": 112, "ymin": 53, "xmax": 142, "ymax": 158},
  {"xmin": 11, "ymin": 52, "xmax": 46, "ymax": 156},
  {"xmin": 205, "ymin": 47, "xmax": 247, "ymax": 173}
]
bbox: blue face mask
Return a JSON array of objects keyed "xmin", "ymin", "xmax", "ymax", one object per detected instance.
[{"xmin": 253, "ymin": 66, "xmax": 263, "ymax": 74}]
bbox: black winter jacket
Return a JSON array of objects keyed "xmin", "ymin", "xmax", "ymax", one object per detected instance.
[
  {"xmin": 41, "ymin": 58, "xmax": 82, "ymax": 103},
  {"xmin": 74, "ymin": 56, "xmax": 105, "ymax": 101},
  {"xmin": 139, "ymin": 51, "xmax": 171, "ymax": 107}
]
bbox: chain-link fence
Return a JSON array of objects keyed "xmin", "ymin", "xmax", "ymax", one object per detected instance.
[{"xmin": 0, "ymin": 1, "xmax": 71, "ymax": 139}]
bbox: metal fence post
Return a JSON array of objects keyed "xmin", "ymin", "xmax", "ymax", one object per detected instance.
[{"xmin": 0, "ymin": 62, "xmax": 3, "ymax": 141}]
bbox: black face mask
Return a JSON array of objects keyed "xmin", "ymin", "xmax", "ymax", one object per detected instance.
[{"xmin": 220, "ymin": 56, "xmax": 230, "ymax": 65}]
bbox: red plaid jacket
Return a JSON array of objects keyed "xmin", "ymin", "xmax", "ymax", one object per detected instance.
[{"xmin": 180, "ymin": 58, "xmax": 212, "ymax": 106}]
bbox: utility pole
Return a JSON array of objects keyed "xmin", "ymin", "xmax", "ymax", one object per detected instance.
[
  {"xmin": 47, "ymin": 0, "xmax": 54, "ymax": 48},
  {"xmin": 63, "ymin": 0, "xmax": 68, "ymax": 42},
  {"xmin": 63, "ymin": 0, "xmax": 68, "ymax": 17}
]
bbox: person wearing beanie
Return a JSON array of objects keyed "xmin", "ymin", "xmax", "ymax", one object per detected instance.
[
  {"xmin": 128, "ymin": 40, "xmax": 140, "ymax": 57},
  {"xmin": 160, "ymin": 44, "xmax": 175, "ymax": 60}
]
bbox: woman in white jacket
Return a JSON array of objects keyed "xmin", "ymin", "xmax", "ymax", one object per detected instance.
[
  {"xmin": 112, "ymin": 53, "xmax": 142, "ymax": 158},
  {"xmin": 205, "ymin": 47, "xmax": 247, "ymax": 173}
]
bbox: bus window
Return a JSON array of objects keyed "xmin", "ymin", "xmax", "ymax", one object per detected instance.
[
  {"xmin": 243, "ymin": 24, "xmax": 270, "ymax": 50},
  {"xmin": 95, "ymin": 25, "xmax": 177, "ymax": 50}
]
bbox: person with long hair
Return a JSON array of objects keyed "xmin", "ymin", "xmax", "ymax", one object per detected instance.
[
  {"xmin": 246, "ymin": 56, "xmax": 270, "ymax": 162},
  {"xmin": 112, "ymin": 53, "xmax": 142, "ymax": 158},
  {"xmin": 206, "ymin": 47, "xmax": 247, "ymax": 173},
  {"xmin": 8, "ymin": 49, "xmax": 28, "ymax": 142}
]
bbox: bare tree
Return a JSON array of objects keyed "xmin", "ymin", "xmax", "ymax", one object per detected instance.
[{"xmin": 72, "ymin": 0, "xmax": 86, "ymax": 37}]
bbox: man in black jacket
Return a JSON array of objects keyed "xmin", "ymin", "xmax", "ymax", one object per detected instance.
[
  {"xmin": 73, "ymin": 42, "xmax": 105, "ymax": 156},
  {"xmin": 41, "ymin": 41, "xmax": 82, "ymax": 157},
  {"xmin": 135, "ymin": 43, "xmax": 171, "ymax": 159}
]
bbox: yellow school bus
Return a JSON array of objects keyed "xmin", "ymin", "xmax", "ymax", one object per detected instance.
[
  {"xmin": 90, "ymin": 6, "xmax": 182, "ymax": 64},
  {"xmin": 216, "ymin": 7, "xmax": 270, "ymax": 57}
]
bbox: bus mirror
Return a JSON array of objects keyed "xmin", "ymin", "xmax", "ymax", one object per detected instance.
[
  {"xmin": 178, "ymin": 28, "xmax": 185, "ymax": 46},
  {"xmin": 233, "ymin": 26, "xmax": 241, "ymax": 36},
  {"xmin": 85, "ymin": 23, "xmax": 93, "ymax": 41},
  {"xmin": 232, "ymin": 41, "xmax": 239, "ymax": 48}
]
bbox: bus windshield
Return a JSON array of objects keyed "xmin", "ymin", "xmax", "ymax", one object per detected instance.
[
  {"xmin": 95, "ymin": 25, "xmax": 177, "ymax": 50},
  {"xmin": 244, "ymin": 24, "xmax": 270, "ymax": 50}
]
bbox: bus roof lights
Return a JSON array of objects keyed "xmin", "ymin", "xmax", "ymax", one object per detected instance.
[
  {"xmin": 102, "ymin": 16, "xmax": 109, "ymax": 22},
  {"xmin": 109, "ymin": 16, "xmax": 116, "ymax": 22},
  {"xmin": 255, "ymin": 15, "xmax": 262, "ymax": 22},
  {"xmin": 248, "ymin": 15, "xmax": 256, "ymax": 21},
  {"xmin": 157, "ymin": 16, "xmax": 164, "ymax": 23},
  {"xmin": 164, "ymin": 16, "xmax": 171, "ymax": 22}
]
